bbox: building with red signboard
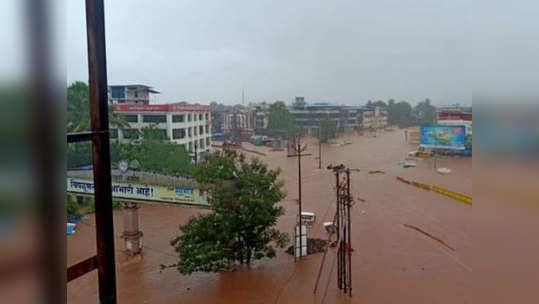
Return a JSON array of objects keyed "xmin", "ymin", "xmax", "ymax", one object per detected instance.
[{"xmin": 436, "ymin": 105, "xmax": 472, "ymax": 135}]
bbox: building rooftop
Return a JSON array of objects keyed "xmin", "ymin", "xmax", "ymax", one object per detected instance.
[{"xmin": 109, "ymin": 84, "xmax": 160, "ymax": 94}]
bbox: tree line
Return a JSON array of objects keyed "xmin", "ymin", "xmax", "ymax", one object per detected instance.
[
  {"xmin": 367, "ymin": 98, "xmax": 437, "ymax": 127},
  {"xmin": 210, "ymin": 98, "xmax": 438, "ymax": 144}
]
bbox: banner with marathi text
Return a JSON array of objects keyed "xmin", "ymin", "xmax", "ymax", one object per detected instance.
[{"xmin": 67, "ymin": 178, "xmax": 208, "ymax": 206}]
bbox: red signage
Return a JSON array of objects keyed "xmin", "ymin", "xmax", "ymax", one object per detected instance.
[{"xmin": 113, "ymin": 103, "xmax": 210, "ymax": 112}]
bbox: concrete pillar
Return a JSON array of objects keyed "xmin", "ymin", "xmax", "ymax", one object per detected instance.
[{"xmin": 121, "ymin": 202, "xmax": 143, "ymax": 255}]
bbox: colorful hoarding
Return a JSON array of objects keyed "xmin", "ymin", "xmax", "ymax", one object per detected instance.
[
  {"xmin": 67, "ymin": 178, "xmax": 208, "ymax": 206},
  {"xmin": 419, "ymin": 125, "xmax": 466, "ymax": 150}
]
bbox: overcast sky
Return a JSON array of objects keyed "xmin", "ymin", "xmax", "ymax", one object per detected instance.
[{"xmin": 67, "ymin": 0, "xmax": 471, "ymax": 106}]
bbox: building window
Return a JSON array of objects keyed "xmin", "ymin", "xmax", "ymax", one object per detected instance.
[
  {"xmin": 205, "ymin": 113, "xmax": 209, "ymax": 120},
  {"xmin": 194, "ymin": 127, "xmax": 198, "ymax": 136},
  {"xmin": 206, "ymin": 137, "xmax": 210, "ymax": 146},
  {"xmin": 172, "ymin": 128, "xmax": 186, "ymax": 139},
  {"xmin": 199, "ymin": 113, "xmax": 203, "ymax": 120},
  {"xmin": 200, "ymin": 139, "xmax": 204, "ymax": 149},
  {"xmin": 187, "ymin": 114, "xmax": 191, "ymax": 122},
  {"xmin": 194, "ymin": 113, "xmax": 198, "ymax": 121},
  {"xmin": 122, "ymin": 129, "xmax": 139, "ymax": 139},
  {"xmin": 187, "ymin": 127, "xmax": 192, "ymax": 137},
  {"xmin": 110, "ymin": 128, "xmax": 118, "ymax": 138},
  {"xmin": 143, "ymin": 115, "xmax": 167, "ymax": 123},
  {"xmin": 124, "ymin": 114, "xmax": 138, "ymax": 123},
  {"xmin": 199, "ymin": 126, "xmax": 204, "ymax": 134},
  {"xmin": 111, "ymin": 87, "xmax": 124, "ymax": 98},
  {"xmin": 172, "ymin": 115, "xmax": 184, "ymax": 123}
]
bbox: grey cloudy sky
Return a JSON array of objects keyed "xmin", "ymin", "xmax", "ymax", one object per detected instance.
[{"xmin": 67, "ymin": 0, "xmax": 471, "ymax": 106}]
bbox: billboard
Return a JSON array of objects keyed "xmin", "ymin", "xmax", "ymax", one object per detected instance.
[
  {"xmin": 420, "ymin": 125, "xmax": 466, "ymax": 150},
  {"xmin": 67, "ymin": 178, "xmax": 209, "ymax": 206}
]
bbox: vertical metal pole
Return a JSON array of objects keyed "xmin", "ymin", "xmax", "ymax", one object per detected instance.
[
  {"xmin": 336, "ymin": 171, "xmax": 341, "ymax": 288},
  {"xmin": 318, "ymin": 129, "xmax": 322, "ymax": 169},
  {"xmin": 339, "ymin": 187, "xmax": 346, "ymax": 289},
  {"xmin": 297, "ymin": 137, "xmax": 303, "ymax": 257},
  {"xmin": 85, "ymin": 1, "xmax": 117, "ymax": 303},
  {"xmin": 346, "ymin": 169, "xmax": 352, "ymax": 296}
]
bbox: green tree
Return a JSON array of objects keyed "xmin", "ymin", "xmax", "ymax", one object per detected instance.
[
  {"xmin": 67, "ymin": 195, "xmax": 80, "ymax": 219},
  {"xmin": 120, "ymin": 125, "xmax": 193, "ymax": 175},
  {"xmin": 387, "ymin": 101, "xmax": 413, "ymax": 127},
  {"xmin": 368, "ymin": 100, "xmax": 388, "ymax": 109},
  {"xmin": 267, "ymin": 101, "xmax": 297, "ymax": 137},
  {"xmin": 67, "ymin": 81, "xmax": 129, "ymax": 168},
  {"xmin": 171, "ymin": 150, "xmax": 289, "ymax": 274},
  {"xmin": 67, "ymin": 81, "xmax": 129, "ymax": 132},
  {"xmin": 387, "ymin": 99, "xmax": 397, "ymax": 125},
  {"xmin": 412, "ymin": 98, "xmax": 437, "ymax": 125},
  {"xmin": 316, "ymin": 114, "xmax": 337, "ymax": 143},
  {"xmin": 67, "ymin": 81, "xmax": 91, "ymax": 132}
]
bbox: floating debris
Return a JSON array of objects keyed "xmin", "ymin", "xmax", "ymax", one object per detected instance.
[
  {"xmin": 398, "ymin": 161, "xmax": 416, "ymax": 168},
  {"xmin": 437, "ymin": 167, "xmax": 451, "ymax": 175},
  {"xmin": 368, "ymin": 170, "xmax": 385, "ymax": 174},
  {"xmin": 403, "ymin": 224, "xmax": 455, "ymax": 251}
]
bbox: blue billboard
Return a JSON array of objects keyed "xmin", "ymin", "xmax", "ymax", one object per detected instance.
[{"xmin": 420, "ymin": 125, "xmax": 466, "ymax": 150}]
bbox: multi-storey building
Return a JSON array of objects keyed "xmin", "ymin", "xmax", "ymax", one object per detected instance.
[
  {"xmin": 111, "ymin": 103, "xmax": 212, "ymax": 155},
  {"xmin": 291, "ymin": 102, "xmax": 364, "ymax": 134},
  {"xmin": 360, "ymin": 106, "xmax": 388, "ymax": 130},
  {"xmin": 222, "ymin": 110, "xmax": 254, "ymax": 141}
]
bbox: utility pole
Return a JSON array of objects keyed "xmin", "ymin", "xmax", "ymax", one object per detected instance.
[
  {"xmin": 288, "ymin": 135, "xmax": 311, "ymax": 260},
  {"xmin": 318, "ymin": 128, "xmax": 322, "ymax": 169},
  {"xmin": 346, "ymin": 168, "xmax": 352, "ymax": 297},
  {"xmin": 324, "ymin": 164, "xmax": 357, "ymax": 297}
]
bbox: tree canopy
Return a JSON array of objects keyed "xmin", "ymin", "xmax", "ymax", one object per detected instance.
[
  {"xmin": 171, "ymin": 150, "xmax": 289, "ymax": 274},
  {"xmin": 316, "ymin": 114, "xmax": 337, "ymax": 143},
  {"xmin": 412, "ymin": 98, "xmax": 437, "ymax": 125},
  {"xmin": 267, "ymin": 101, "xmax": 297, "ymax": 136},
  {"xmin": 366, "ymin": 98, "xmax": 438, "ymax": 127},
  {"xmin": 117, "ymin": 125, "xmax": 193, "ymax": 175}
]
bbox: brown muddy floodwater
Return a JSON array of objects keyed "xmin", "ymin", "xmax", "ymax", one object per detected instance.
[{"xmin": 68, "ymin": 130, "xmax": 473, "ymax": 303}]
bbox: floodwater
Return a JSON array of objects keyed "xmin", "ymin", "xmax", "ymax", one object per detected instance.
[{"xmin": 68, "ymin": 130, "xmax": 473, "ymax": 303}]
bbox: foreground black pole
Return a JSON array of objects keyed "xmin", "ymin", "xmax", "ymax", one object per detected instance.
[{"xmin": 86, "ymin": 0, "xmax": 117, "ymax": 302}]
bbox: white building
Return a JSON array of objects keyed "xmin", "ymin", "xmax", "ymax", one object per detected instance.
[
  {"xmin": 360, "ymin": 107, "xmax": 388, "ymax": 129},
  {"xmin": 111, "ymin": 103, "xmax": 212, "ymax": 155}
]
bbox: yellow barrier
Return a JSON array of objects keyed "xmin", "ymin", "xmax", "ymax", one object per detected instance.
[
  {"xmin": 431, "ymin": 186, "xmax": 472, "ymax": 205},
  {"xmin": 396, "ymin": 176, "xmax": 472, "ymax": 206}
]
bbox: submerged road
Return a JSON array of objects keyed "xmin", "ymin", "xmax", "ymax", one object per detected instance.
[{"xmin": 68, "ymin": 130, "xmax": 473, "ymax": 303}]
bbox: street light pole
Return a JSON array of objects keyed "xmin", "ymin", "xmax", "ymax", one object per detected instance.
[
  {"xmin": 318, "ymin": 128, "xmax": 322, "ymax": 169},
  {"xmin": 290, "ymin": 135, "xmax": 308, "ymax": 259}
]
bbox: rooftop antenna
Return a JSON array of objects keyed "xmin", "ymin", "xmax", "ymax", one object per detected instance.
[{"xmin": 242, "ymin": 88, "xmax": 245, "ymax": 105}]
